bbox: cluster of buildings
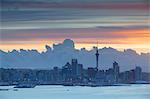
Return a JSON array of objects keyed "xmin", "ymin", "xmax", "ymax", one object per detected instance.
[{"xmin": 0, "ymin": 48, "xmax": 149, "ymax": 86}]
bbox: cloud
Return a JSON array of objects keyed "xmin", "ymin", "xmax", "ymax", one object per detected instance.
[
  {"xmin": 53, "ymin": 39, "xmax": 75, "ymax": 51},
  {"xmin": 2, "ymin": 0, "xmax": 149, "ymax": 9},
  {"xmin": 1, "ymin": 28, "xmax": 149, "ymax": 42},
  {"xmin": 0, "ymin": 39, "xmax": 149, "ymax": 72}
]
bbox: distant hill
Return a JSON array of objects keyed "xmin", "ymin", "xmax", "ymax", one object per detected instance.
[{"xmin": 0, "ymin": 39, "xmax": 149, "ymax": 72}]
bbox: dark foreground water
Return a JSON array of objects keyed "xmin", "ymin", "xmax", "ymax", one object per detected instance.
[{"xmin": 0, "ymin": 84, "xmax": 150, "ymax": 99}]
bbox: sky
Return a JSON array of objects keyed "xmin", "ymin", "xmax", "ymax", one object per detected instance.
[{"xmin": 1, "ymin": 0, "xmax": 150, "ymax": 53}]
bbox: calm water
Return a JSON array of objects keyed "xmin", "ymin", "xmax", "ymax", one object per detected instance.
[{"xmin": 0, "ymin": 84, "xmax": 150, "ymax": 99}]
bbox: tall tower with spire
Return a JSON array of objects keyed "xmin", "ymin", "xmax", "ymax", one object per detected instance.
[{"xmin": 95, "ymin": 43, "xmax": 99, "ymax": 70}]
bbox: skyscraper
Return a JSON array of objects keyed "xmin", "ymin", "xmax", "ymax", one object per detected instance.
[
  {"xmin": 113, "ymin": 61, "xmax": 120, "ymax": 75},
  {"xmin": 135, "ymin": 66, "xmax": 142, "ymax": 81},
  {"xmin": 113, "ymin": 61, "xmax": 120, "ymax": 82},
  {"xmin": 71, "ymin": 59, "xmax": 83, "ymax": 78}
]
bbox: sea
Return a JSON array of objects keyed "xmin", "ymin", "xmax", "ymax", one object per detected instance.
[{"xmin": 0, "ymin": 84, "xmax": 150, "ymax": 99}]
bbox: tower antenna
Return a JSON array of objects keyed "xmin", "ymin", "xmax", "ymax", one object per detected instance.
[{"xmin": 97, "ymin": 41, "xmax": 98, "ymax": 48}]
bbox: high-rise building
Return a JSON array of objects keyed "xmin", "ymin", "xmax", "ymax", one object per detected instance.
[
  {"xmin": 71, "ymin": 59, "xmax": 78, "ymax": 77},
  {"xmin": 62, "ymin": 59, "xmax": 83, "ymax": 82},
  {"xmin": 113, "ymin": 61, "xmax": 120, "ymax": 82},
  {"xmin": 71, "ymin": 59, "xmax": 83, "ymax": 78},
  {"xmin": 62, "ymin": 62, "xmax": 72, "ymax": 82},
  {"xmin": 113, "ymin": 61, "xmax": 120, "ymax": 75},
  {"xmin": 129, "ymin": 69, "xmax": 135, "ymax": 82},
  {"xmin": 87, "ymin": 67, "xmax": 97, "ymax": 80},
  {"xmin": 76, "ymin": 64, "xmax": 83, "ymax": 77},
  {"xmin": 135, "ymin": 66, "xmax": 142, "ymax": 81},
  {"xmin": 52, "ymin": 67, "xmax": 60, "ymax": 83}
]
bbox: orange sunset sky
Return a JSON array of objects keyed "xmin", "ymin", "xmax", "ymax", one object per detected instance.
[{"xmin": 1, "ymin": 0, "xmax": 150, "ymax": 53}]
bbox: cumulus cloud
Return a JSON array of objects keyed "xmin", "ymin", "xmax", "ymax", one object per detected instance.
[{"xmin": 0, "ymin": 39, "xmax": 149, "ymax": 72}]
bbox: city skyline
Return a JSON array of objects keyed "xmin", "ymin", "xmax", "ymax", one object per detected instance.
[{"xmin": 1, "ymin": 58, "xmax": 148, "ymax": 86}]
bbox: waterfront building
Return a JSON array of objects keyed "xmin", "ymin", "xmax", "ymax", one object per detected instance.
[
  {"xmin": 135, "ymin": 66, "xmax": 142, "ymax": 81},
  {"xmin": 113, "ymin": 61, "xmax": 120, "ymax": 83}
]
